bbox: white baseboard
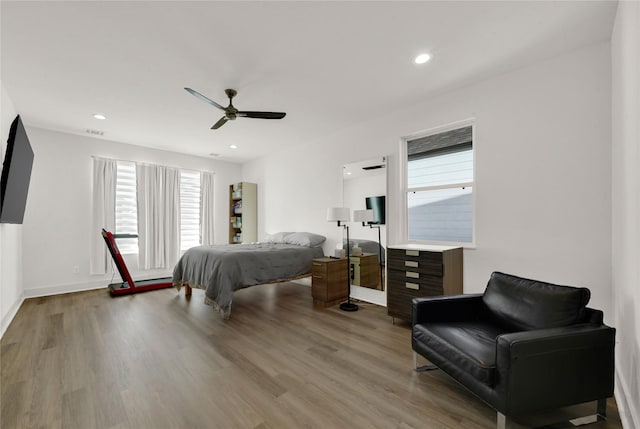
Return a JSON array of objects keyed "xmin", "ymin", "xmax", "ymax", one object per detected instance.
[
  {"xmin": 291, "ymin": 277, "xmax": 311, "ymax": 286},
  {"xmin": 1, "ymin": 293, "xmax": 25, "ymax": 339},
  {"xmin": 23, "ymin": 280, "xmax": 107, "ymax": 299},
  {"xmin": 615, "ymin": 368, "xmax": 638, "ymax": 429}
]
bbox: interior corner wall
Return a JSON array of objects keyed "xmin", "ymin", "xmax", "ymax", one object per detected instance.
[
  {"xmin": 243, "ymin": 42, "xmax": 613, "ymax": 315},
  {"xmin": 20, "ymin": 127, "xmax": 241, "ymax": 297},
  {"xmin": 611, "ymin": 2, "xmax": 640, "ymax": 428},
  {"xmin": 0, "ymin": 81, "xmax": 24, "ymax": 337}
]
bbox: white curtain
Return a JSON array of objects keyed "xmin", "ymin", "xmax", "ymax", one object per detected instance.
[
  {"xmin": 90, "ymin": 157, "xmax": 116, "ymax": 275},
  {"xmin": 136, "ymin": 163, "xmax": 180, "ymax": 269},
  {"xmin": 200, "ymin": 171, "xmax": 215, "ymax": 245}
]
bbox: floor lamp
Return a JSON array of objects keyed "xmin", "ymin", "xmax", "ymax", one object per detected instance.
[
  {"xmin": 354, "ymin": 209, "xmax": 384, "ymax": 290},
  {"xmin": 326, "ymin": 207, "xmax": 358, "ymax": 312}
]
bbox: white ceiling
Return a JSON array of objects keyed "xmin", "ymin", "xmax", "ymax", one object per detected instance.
[{"xmin": 1, "ymin": 1, "xmax": 617, "ymax": 163}]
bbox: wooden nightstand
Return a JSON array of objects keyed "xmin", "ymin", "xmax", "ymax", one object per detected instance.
[
  {"xmin": 311, "ymin": 257, "xmax": 348, "ymax": 308},
  {"xmin": 350, "ymin": 253, "xmax": 382, "ymax": 290}
]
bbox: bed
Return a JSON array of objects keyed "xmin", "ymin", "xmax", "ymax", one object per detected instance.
[{"xmin": 172, "ymin": 232, "xmax": 325, "ymax": 319}]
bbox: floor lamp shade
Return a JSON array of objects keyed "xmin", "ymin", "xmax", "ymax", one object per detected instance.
[
  {"xmin": 327, "ymin": 207, "xmax": 350, "ymax": 223},
  {"xmin": 353, "ymin": 209, "xmax": 374, "ymax": 225}
]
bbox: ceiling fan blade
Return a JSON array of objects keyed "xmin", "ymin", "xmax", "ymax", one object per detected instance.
[
  {"xmin": 185, "ymin": 87, "xmax": 226, "ymax": 110},
  {"xmin": 211, "ymin": 116, "xmax": 229, "ymax": 129},
  {"xmin": 237, "ymin": 111, "xmax": 286, "ymax": 120}
]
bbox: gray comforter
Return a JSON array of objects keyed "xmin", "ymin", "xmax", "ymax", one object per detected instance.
[{"xmin": 172, "ymin": 243, "xmax": 324, "ymax": 318}]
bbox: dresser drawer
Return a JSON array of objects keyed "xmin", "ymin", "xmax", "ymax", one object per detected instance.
[
  {"xmin": 312, "ymin": 259, "xmax": 345, "ymax": 278},
  {"xmin": 387, "ymin": 259, "xmax": 443, "ymax": 277},
  {"xmin": 388, "ymin": 249, "xmax": 443, "ymax": 276},
  {"xmin": 312, "ymin": 260, "xmax": 328, "ymax": 276},
  {"xmin": 388, "ymin": 248, "xmax": 443, "ymax": 262},
  {"xmin": 387, "ymin": 286, "xmax": 442, "ymax": 321},
  {"xmin": 387, "ymin": 269, "xmax": 443, "ymax": 291}
]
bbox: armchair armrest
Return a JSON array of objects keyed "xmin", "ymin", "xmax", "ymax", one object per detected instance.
[
  {"xmin": 412, "ymin": 294, "xmax": 484, "ymax": 325},
  {"xmin": 495, "ymin": 324, "xmax": 615, "ymax": 415}
]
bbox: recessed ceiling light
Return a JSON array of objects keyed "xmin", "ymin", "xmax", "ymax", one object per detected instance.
[
  {"xmin": 229, "ymin": 144, "xmax": 238, "ymax": 149},
  {"xmin": 414, "ymin": 53, "xmax": 431, "ymax": 64},
  {"xmin": 93, "ymin": 113, "xmax": 107, "ymax": 120}
]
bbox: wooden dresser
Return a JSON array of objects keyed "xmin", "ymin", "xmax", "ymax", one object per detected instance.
[
  {"xmin": 387, "ymin": 244, "xmax": 463, "ymax": 322},
  {"xmin": 311, "ymin": 257, "xmax": 348, "ymax": 308}
]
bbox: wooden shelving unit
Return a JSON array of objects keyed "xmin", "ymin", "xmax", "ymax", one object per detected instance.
[{"xmin": 229, "ymin": 182, "xmax": 257, "ymax": 244}]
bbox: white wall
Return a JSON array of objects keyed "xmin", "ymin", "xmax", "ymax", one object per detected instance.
[
  {"xmin": 0, "ymin": 81, "xmax": 24, "ymax": 337},
  {"xmin": 611, "ymin": 2, "xmax": 640, "ymax": 427},
  {"xmin": 20, "ymin": 127, "xmax": 241, "ymax": 296},
  {"xmin": 243, "ymin": 42, "xmax": 613, "ymax": 317}
]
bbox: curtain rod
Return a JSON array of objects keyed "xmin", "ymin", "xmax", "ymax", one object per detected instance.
[{"xmin": 91, "ymin": 155, "xmax": 216, "ymax": 175}]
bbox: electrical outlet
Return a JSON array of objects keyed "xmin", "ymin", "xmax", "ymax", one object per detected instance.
[{"xmin": 72, "ymin": 265, "xmax": 80, "ymax": 274}]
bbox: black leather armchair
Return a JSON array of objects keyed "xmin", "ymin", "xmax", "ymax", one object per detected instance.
[{"xmin": 412, "ymin": 272, "xmax": 616, "ymax": 429}]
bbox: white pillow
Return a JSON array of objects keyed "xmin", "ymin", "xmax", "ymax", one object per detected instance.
[
  {"xmin": 264, "ymin": 232, "xmax": 293, "ymax": 243},
  {"xmin": 283, "ymin": 232, "xmax": 326, "ymax": 247}
]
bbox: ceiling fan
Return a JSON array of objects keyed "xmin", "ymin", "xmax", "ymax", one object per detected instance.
[{"xmin": 185, "ymin": 87, "xmax": 286, "ymax": 130}]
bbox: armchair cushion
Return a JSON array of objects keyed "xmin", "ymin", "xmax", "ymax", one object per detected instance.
[
  {"xmin": 482, "ymin": 272, "xmax": 591, "ymax": 331},
  {"xmin": 414, "ymin": 321, "xmax": 510, "ymax": 387}
]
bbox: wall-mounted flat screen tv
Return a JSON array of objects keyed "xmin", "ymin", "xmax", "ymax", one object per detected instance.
[
  {"xmin": 1, "ymin": 115, "xmax": 34, "ymax": 224},
  {"xmin": 365, "ymin": 195, "xmax": 385, "ymax": 225}
]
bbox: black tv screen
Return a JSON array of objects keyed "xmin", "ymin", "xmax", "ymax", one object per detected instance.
[
  {"xmin": 365, "ymin": 195, "xmax": 385, "ymax": 225},
  {"xmin": 0, "ymin": 115, "xmax": 34, "ymax": 224}
]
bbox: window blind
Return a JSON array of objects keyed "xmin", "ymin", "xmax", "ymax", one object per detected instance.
[
  {"xmin": 115, "ymin": 161, "xmax": 138, "ymax": 254},
  {"xmin": 180, "ymin": 170, "xmax": 201, "ymax": 250},
  {"xmin": 407, "ymin": 126, "xmax": 472, "ymax": 161}
]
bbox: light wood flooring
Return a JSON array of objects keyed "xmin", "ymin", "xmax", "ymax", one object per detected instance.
[{"xmin": 1, "ymin": 282, "xmax": 623, "ymax": 429}]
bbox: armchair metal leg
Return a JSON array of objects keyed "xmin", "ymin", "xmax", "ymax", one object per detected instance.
[
  {"xmin": 413, "ymin": 351, "xmax": 439, "ymax": 372},
  {"xmin": 564, "ymin": 398, "xmax": 607, "ymax": 427},
  {"xmin": 596, "ymin": 397, "xmax": 607, "ymax": 419},
  {"xmin": 496, "ymin": 398, "xmax": 608, "ymax": 429},
  {"xmin": 497, "ymin": 412, "xmax": 506, "ymax": 429}
]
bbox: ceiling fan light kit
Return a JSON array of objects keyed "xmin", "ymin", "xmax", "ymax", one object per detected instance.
[{"xmin": 185, "ymin": 87, "xmax": 286, "ymax": 130}]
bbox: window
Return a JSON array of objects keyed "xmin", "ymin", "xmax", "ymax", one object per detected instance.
[
  {"xmin": 115, "ymin": 161, "xmax": 138, "ymax": 253},
  {"xmin": 114, "ymin": 161, "xmax": 204, "ymax": 254},
  {"xmin": 180, "ymin": 170, "xmax": 201, "ymax": 251},
  {"xmin": 405, "ymin": 124, "xmax": 474, "ymax": 244}
]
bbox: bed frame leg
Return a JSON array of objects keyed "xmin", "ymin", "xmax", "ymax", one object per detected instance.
[{"xmin": 185, "ymin": 285, "xmax": 192, "ymax": 298}]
